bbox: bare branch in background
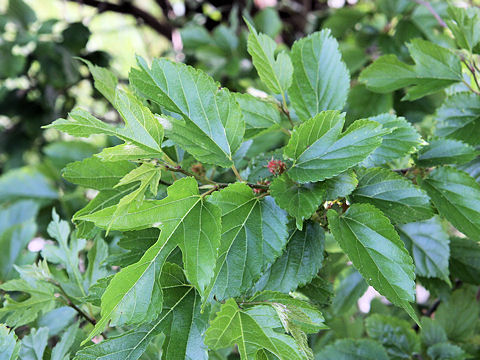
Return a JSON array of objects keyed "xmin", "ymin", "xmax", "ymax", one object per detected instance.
[{"xmin": 66, "ymin": 0, "xmax": 173, "ymax": 38}]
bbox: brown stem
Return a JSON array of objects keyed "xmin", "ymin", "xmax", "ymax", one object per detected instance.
[
  {"xmin": 161, "ymin": 164, "xmax": 269, "ymax": 189},
  {"xmin": 66, "ymin": 0, "xmax": 172, "ymax": 38},
  {"xmin": 412, "ymin": 0, "xmax": 447, "ymax": 28},
  {"xmin": 463, "ymin": 59, "xmax": 480, "ymax": 93}
]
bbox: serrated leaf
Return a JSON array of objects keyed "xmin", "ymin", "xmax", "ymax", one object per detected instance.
[
  {"xmin": 62, "ymin": 157, "xmax": 136, "ymax": 190},
  {"xmin": 435, "ymin": 92, "xmax": 480, "ymax": 146},
  {"xmin": 316, "ymin": 339, "xmax": 389, "ymax": 360},
  {"xmin": 365, "ymin": 314, "xmax": 420, "ymax": 359},
  {"xmin": 245, "ymin": 20, "xmax": 292, "ymax": 95},
  {"xmin": 47, "ymin": 89, "xmax": 163, "ymax": 156},
  {"xmin": 0, "ymin": 275, "xmax": 57, "ymax": 329},
  {"xmin": 234, "ymin": 93, "xmax": 282, "ymax": 138},
  {"xmin": 253, "ymin": 221, "xmax": 324, "ymax": 294},
  {"xmin": 322, "ymin": 170, "xmax": 358, "ymax": 201},
  {"xmin": 363, "ymin": 113, "xmax": 422, "ymax": 166},
  {"xmin": 206, "ymin": 183, "xmax": 288, "ymax": 301},
  {"xmin": 449, "ymin": 237, "xmax": 480, "ymax": 285},
  {"xmin": 420, "ymin": 167, "xmax": 480, "ymax": 241},
  {"xmin": 446, "ymin": 5, "xmax": 480, "ymax": 51},
  {"xmin": 96, "ymin": 143, "xmax": 162, "ymax": 162},
  {"xmin": 297, "ymin": 276, "xmax": 333, "ymax": 309},
  {"xmin": 420, "ymin": 317, "xmax": 448, "ymax": 347},
  {"xmin": 360, "ymin": 39, "xmax": 463, "ymax": 100},
  {"xmin": 350, "ymin": 167, "xmax": 433, "ymax": 224},
  {"xmin": 327, "ymin": 204, "xmax": 418, "ymax": 322},
  {"xmin": 19, "ymin": 327, "xmax": 49, "ymax": 360},
  {"xmin": 79, "ymin": 58, "xmax": 118, "ymax": 104},
  {"xmin": 248, "ymin": 291, "xmax": 327, "ymax": 333},
  {"xmin": 398, "ymin": 216, "xmax": 450, "ymax": 283},
  {"xmin": 427, "ymin": 342, "xmax": 467, "ymax": 360},
  {"xmin": 41, "ymin": 210, "xmax": 87, "ymax": 298},
  {"xmin": 73, "ymin": 183, "xmax": 138, "ymax": 238},
  {"xmin": 284, "ymin": 111, "xmax": 385, "ymax": 183},
  {"xmin": 75, "ymin": 263, "xmax": 209, "ymax": 360},
  {"xmin": 83, "ymin": 177, "xmax": 220, "ymax": 343},
  {"xmin": 436, "ymin": 288, "xmax": 479, "ymax": 341},
  {"xmin": 51, "ymin": 324, "xmax": 79, "ymax": 360},
  {"xmin": 270, "ymin": 174, "xmax": 325, "ymax": 230},
  {"xmin": 288, "ymin": 29, "xmax": 350, "ymax": 121},
  {"xmin": 107, "ymin": 163, "xmax": 161, "ymax": 231},
  {"xmin": 416, "ymin": 139, "xmax": 477, "ymax": 167},
  {"xmin": 130, "ymin": 57, "xmax": 244, "ymax": 167},
  {"xmin": 0, "ymin": 324, "xmax": 20, "ymax": 360},
  {"xmin": 205, "ymin": 299, "xmax": 304, "ymax": 360}
]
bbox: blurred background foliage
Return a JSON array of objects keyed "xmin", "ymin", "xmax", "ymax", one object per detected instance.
[{"xmin": 1, "ymin": 0, "xmax": 480, "ymax": 355}]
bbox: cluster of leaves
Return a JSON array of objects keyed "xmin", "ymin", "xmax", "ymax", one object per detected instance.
[{"xmin": 2, "ymin": 1, "xmax": 480, "ymax": 359}]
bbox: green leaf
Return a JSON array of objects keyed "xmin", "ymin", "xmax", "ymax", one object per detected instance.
[
  {"xmin": 234, "ymin": 93, "xmax": 282, "ymax": 138},
  {"xmin": 107, "ymin": 163, "xmax": 161, "ymax": 231},
  {"xmin": 288, "ymin": 29, "xmax": 350, "ymax": 121},
  {"xmin": 359, "ymin": 39, "xmax": 463, "ymax": 100},
  {"xmin": 245, "ymin": 20, "xmax": 292, "ymax": 95},
  {"xmin": 436, "ymin": 287, "xmax": 479, "ymax": 341},
  {"xmin": 62, "ymin": 157, "xmax": 136, "ymax": 190},
  {"xmin": 41, "ymin": 210, "xmax": 87, "ymax": 298},
  {"xmin": 130, "ymin": 57, "xmax": 244, "ymax": 167},
  {"xmin": 420, "ymin": 167, "xmax": 480, "ymax": 241},
  {"xmin": 350, "ymin": 167, "xmax": 433, "ymax": 224},
  {"xmin": 83, "ymin": 177, "xmax": 221, "ymax": 342},
  {"xmin": 332, "ymin": 268, "xmax": 368, "ymax": 315},
  {"xmin": 84, "ymin": 236, "xmax": 109, "ymax": 289},
  {"xmin": 446, "ymin": 5, "xmax": 480, "ymax": 51},
  {"xmin": 416, "ymin": 139, "xmax": 477, "ymax": 167},
  {"xmin": 427, "ymin": 342, "xmax": 467, "ymax": 360},
  {"xmin": 47, "ymin": 89, "xmax": 164, "ymax": 156},
  {"xmin": 297, "ymin": 276, "xmax": 333, "ymax": 309},
  {"xmin": 322, "ymin": 170, "xmax": 358, "ymax": 201},
  {"xmin": 0, "ymin": 166, "xmax": 58, "ymax": 202},
  {"xmin": 253, "ymin": 221, "xmax": 325, "ymax": 294},
  {"xmin": 204, "ymin": 299, "xmax": 304, "ymax": 360},
  {"xmin": 365, "ymin": 314, "xmax": 420, "ymax": 359},
  {"xmin": 327, "ymin": 204, "xmax": 418, "ymax": 322},
  {"xmin": 247, "ymin": 292, "xmax": 326, "ymax": 359},
  {"xmin": 51, "ymin": 324, "xmax": 79, "ymax": 360},
  {"xmin": 435, "ymin": 92, "xmax": 480, "ymax": 146},
  {"xmin": 284, "ymin": 111, "xmax": 385, "ymax": 183},
  {"xmin": 96, "ymin": 143, "xmax": 162, "ymax": 162},
  {"xmin": 420, "ymin": 317, "xmax": 448, "ymax": 347},
  {"xmin": 76, "ymin": 263, "xmax": 209, "ymax": 360},
  {"xmin": 363, "ymin": 113, "xmax": 422, "ymax": 166},
  {"xmin": 315, "ymin": 339, "xmax": 389, "ymax": 360},
  {"xmin": 270, "ymin": 174, "xmax": 325, "ymax": 230},
  {"xmin": 206, "ymin": 183, "xmax": 288, "ymax": 301},
  {"xmin": 19, "ymin": 328, "xmax": 49, "ymax": 360},
  {"xmin": 0, "ymin": 200, "xmax": 39, "ymax": 281},
  {"xmin": 78, "ymin": 58, "xmax": 118, "ymax": 104},
  {"xmin": 0, "ymin": 277, "xmax": 57, "ymax": 328},
  {"xmin": 398, "ymin": 216, "xmax": 450, "ymax": 283},
  {"xmin": 0, "ymin": 324, "xmax": 20, "ymax": 360},
  {"xmin": 73, "ymin": 183, "xmax": 139, "ymax": 238},
  {"xmin": 449, "ymin": 237, "xmax": 480, "ymax": 285}
]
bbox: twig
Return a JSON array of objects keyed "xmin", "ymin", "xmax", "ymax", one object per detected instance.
[
  {"xmin": 231, "ymin": 165, "xmax": 244, "ymax": 181},
  {"xmin": 412, "ymin": 0, "xmax": 447, "ymax": 28},
  {"xmin": 66, "ymin": 0, "xmax": 172, "ymax": 38},
  {"xmin": 161, "ymin": 164, "xmax": 269, "ymax": 189},
  {"xmin": 462, "ymin": 59, "xmax": 480, "ymax": 93}
]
